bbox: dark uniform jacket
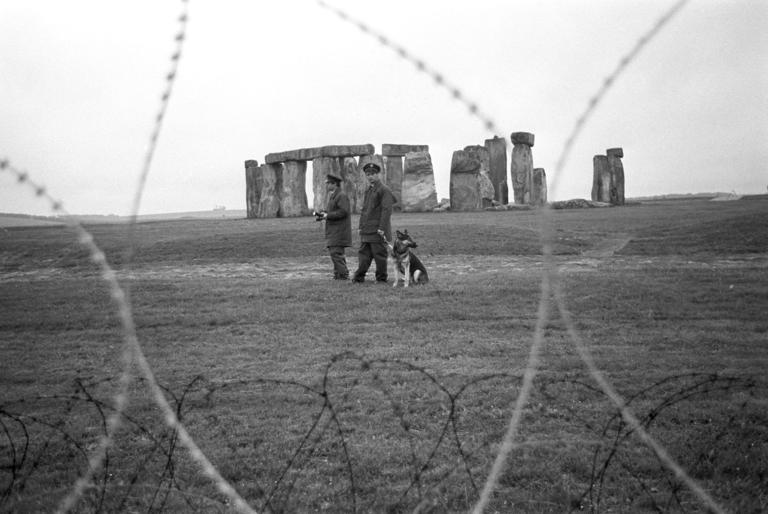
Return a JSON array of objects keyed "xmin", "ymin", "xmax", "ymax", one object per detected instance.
[
  {"xmin": 324, "ymin": 189, "xmax": 352, "ymax": 247},
  {"xmin": 359, "ymin": 180, "xmax": 394, "ymax": 243}
]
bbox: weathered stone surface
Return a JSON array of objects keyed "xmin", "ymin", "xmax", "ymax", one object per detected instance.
[
  {"xmin": 607, "ymin": 151, "xmax": 625, "ymax": 205},
  {"xmin": 402, "ymin": 151, "xmax": 438, "ymax": 212},
  {"xmin": 312, "ymin": 157, "xmax": 344, "ymax": 213},
  {"xmin": 382, "ymin": 144, "xmax": 429, "ymax": 157},
  {"xmin": 257, "ymin": 164, "xmax": 281, "ymax": 218},
  {"xmin": 464, "ymin": 145, "xmax": 490, "ymax": 172},
  {"xmin": 592, "ymin": 155, "xmax": 612, "ymax": 203},
  {"xmin": 531, "ymin": 168, "xmax": 547, "ymax": 206},
  {"xmin": 498, "ymin": 181, "xmax": 509, "ymax": 205},
  {"xmin": 511, "ymin": 132, "xmax": 535, "ymax": 147},
  {"xmin": 342, "ymin": 157, "xmax": 364, "ymax": 214},
  {"xmin": 606, "ymin": 147, "xmax": 624, "ymax": 158},
  {"xmin": 281, "ymin": 161, "xmax": 309, "ymax": 216},
  {"xmin": 450, "ymin": 150, "xmax": 481, "ymax": 210},
  {"xmin": 478, "ymin": 172, "xmax": 495, "ymax": 207},
  {"xmin": 245, "ymin": 160, "xmax": 260, "ymax": 219},
  {"xmin": 265, "ymin": 144, "xmax": 374, "ymax": 164},
  {"xmin": 510, "ymin": 133, "xmax": 534, "ymax": 204},
  {"xmin": 450, "ymin": 149, "xmax": 481, "ymax": 173},
  {"xmin": 384, "ymin": 155, "xmax": 404, "ymax": 210},
  {"xmin": 485, "ymin": 136, "xmax": 508, "ymax": 203},
  {"xmin": 464, "ymin": 145, "xmax": 494, "ymax": 206}
]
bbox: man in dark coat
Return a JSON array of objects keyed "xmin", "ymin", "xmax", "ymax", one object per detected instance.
[
  {"xmin": 319, "ymin": 171, "xmax": 352, "ymax": 280},
  {"xmin": 352, "ymin": 162, "xmax": 394, "ymax": 283}
]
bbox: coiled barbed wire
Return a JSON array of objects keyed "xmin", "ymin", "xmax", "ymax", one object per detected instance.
[
  {"xmin": 2, "ymin": 2, "xmax": 255, "ymax": 512},
  {"xmin": 470, "ymin": 1, "xmax": 725, "ymax": 513},
  {"xmin": 310, "ymin": 1, "xmax": 720, "ymax": 512},
  {"xmin": 1, "ymin": 1, "xmax": 731, "ymax": 513}
]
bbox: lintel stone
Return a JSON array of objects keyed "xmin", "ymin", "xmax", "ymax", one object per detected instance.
[
  {"xmin": 265, "ymin": 144, "xmax": 374, "ymax": 164},
  {"xmin": 511, "ymin": 132, "xmax": 535, "ymax": 146},
  {"xmin": 382, "ymin": 144, "xmax": 429, "ymax": 157}
]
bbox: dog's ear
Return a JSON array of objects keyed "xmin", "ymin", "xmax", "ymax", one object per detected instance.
[
  {"xmin": 396, "ymin": 230, "xmax": 404, "ymax": 238},
  {"xmin": 403, "ymin": 229, "xmax": 409, "ymax": 235}
]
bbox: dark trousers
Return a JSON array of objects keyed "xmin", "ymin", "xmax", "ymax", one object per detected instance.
[
  {"xmin": 353, "ymin": 241, "xmax": 388, "ymax": 282},
  {"xmin": 328, "ymin": 246, "xmax": 349, "ymax": 279}
]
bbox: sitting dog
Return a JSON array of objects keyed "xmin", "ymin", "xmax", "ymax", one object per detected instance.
[{"xmin": 383, "ymin": 230, "xmax": 429, "ymax": 287}]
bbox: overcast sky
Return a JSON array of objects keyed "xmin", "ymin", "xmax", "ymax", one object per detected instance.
[{"xmin": 1, "ymin": 0, "xmax": 766, "ymax": 216}]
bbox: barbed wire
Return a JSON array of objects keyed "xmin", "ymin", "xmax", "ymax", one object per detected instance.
[
  {"xmin": 0, "ymin": 1, "xmax": 754, "ymax": 513},
  {"xmin": 2, "ymin": 369, "xmax": 763, "ymax": 511},
  {"xmin": 470, "ymin": 1, "xmax": 707, "ymax": 512},
  {"xmin": 549, "ymin": 0, "xmax": 689, "ymax": 195},
  {"xmin": 2, "ymin": 1, "xmax": 257, "ymax": 512}
]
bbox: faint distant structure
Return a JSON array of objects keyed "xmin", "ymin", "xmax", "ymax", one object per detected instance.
[
  {"xmin": 510, "ymin": 132, "xmax": 535, "ymax": 205},
  {"xmin": 245, "ymin": 143, "xmax": 438, "ymax": 218},
  {"xmin": 592, "ymin": 147, "xmax": 625, "ymax": 206},
  {"xmin": 484, "ymin": 136, "xmax": 508, "ymax": 204}
]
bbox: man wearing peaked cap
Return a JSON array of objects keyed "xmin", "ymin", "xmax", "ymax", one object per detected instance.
[
  {"xmin": 318, "ymin": 170, "xmax": 351, "ymax": 280},
  {"xmin": 352, "ymin": 159, "xmax": 395, "ymax": 283}
]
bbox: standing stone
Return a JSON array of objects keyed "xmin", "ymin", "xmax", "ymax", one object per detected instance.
[
  {"xmin": 257, "ymin": 163, "xmax": 282, "ymax": 218},
  {"xmin": 450, "ymin": 149, "xmax": 482, "ymax": 211},
  {"xmin": 381, "ymin": 145, "xmax": 426, "ymax": 211},
  {"xmin": 383, "ymin": 156, "xmax": 404, "ymax": 210},
  {"xmin": 465, "ymin": 145, "xmax": 495, "ymax": 207},
  {"xmin": 485, "ymin": 136, "xmax": 508, "ymax": 203},
  {"xmin": 245, "ymin": 160, "xmax": 260, "ymax": 218},
  {"xmin": 312, "ymin": 157, "xmax": 344, "ymax": 213},
  {"xmin": 606, "ymin": 147, "xmax": 625, "ymax": 205},
  {"xmin": 342, "ymin": 157, "xmax": 364, "ymax": 213},
  {"xmin": 402, "ymin": 151, "xmax": 438, "ymax": 212},
  {"xmin": 281, "ymin": 161, "xmax": 309, "ymax": 217},
  {"xmin": 592, "ymin": 155, "xmax": 612, "ymax": 203},
  {"xmin": 531, "ymin": 168, "xmax": 547, "ymax": 206},
  {"xmin": 510, "ymin": 132, "xmax": 535, "ymax": 204}
]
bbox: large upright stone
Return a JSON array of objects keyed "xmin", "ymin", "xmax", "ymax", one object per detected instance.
[
  {"xmin": 257, "ymin": 163, "xmax": 282, "ymax": 218},
  {"xmin": 381, "ymin": 146, "xmax": 427, "ymax": 211},
  {"xmin": 591, "ymin": 155, "xmax": 612, "ymax": 203},
  {"xmin": 402, "ymin": 151, "xmax": 438, "ymax": 212},
  {"xmin": 606, "ymin": 147, "xmax": 625, "ymax": 205},
  {"xmin": 531, "ymin": 168, "xmax": 547, "ymax": 206},
  {"xmin": 464, "ymin": 145, "xmax": 495, "ymax": 207},
  {"xmin": 342, "ymin": 157, "xmax": 364, "ymax": 214},
  {"xmin": 245, "ymin": 160, "xmax": 260, "ymax": 218},
  {"xmin": 450, "ymin": 150, "xmax": 481, "ymax": 211},
  {"xmin": 485, "ymin": 136, "xmax": 508, "ymax": 204},
  {"xmin": 384, "ymin": 155, "xmax": 404, "ymax": 210},
  {"xmin": 510, "ymin": 132, "xmax": 535, "ymax": 204},
  {"xmin": 281, "ymin": 161, "xmax": 309, "ymax": 216},
  {"xmin": 312, "ymin": 157, "xmax": 344, "ymax": 213}
]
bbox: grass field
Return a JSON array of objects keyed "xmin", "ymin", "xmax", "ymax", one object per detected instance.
[{"xmin": 1, "ymin": 197, "xmax": 767, "ymax": 513}]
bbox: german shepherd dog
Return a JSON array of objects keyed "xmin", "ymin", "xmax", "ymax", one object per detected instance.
[{"xmin": 383, "ymin": 230, "xmax": 429, "ymax": 287}]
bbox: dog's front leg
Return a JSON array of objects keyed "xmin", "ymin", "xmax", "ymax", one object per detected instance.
[
  {"xmin": 393, "ymin": 260, "xmax": 400, "ymax": 287},
  {"xmin": 403, "ymin": 260, "xmax": 410, "ymax": 287}
]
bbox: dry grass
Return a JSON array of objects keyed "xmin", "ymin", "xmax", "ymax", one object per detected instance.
[{"xmin": 1, "ymin": 197, "xmax": 767, "ymax": 512}]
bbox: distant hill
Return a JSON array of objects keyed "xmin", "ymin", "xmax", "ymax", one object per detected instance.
[
  {"xmin": 0, "ymin": 209, "xmax": 248, "ymax": 228},
  {"xmin": 628, "ymin": 192, "xmax": 728, "ymax": 201}
]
